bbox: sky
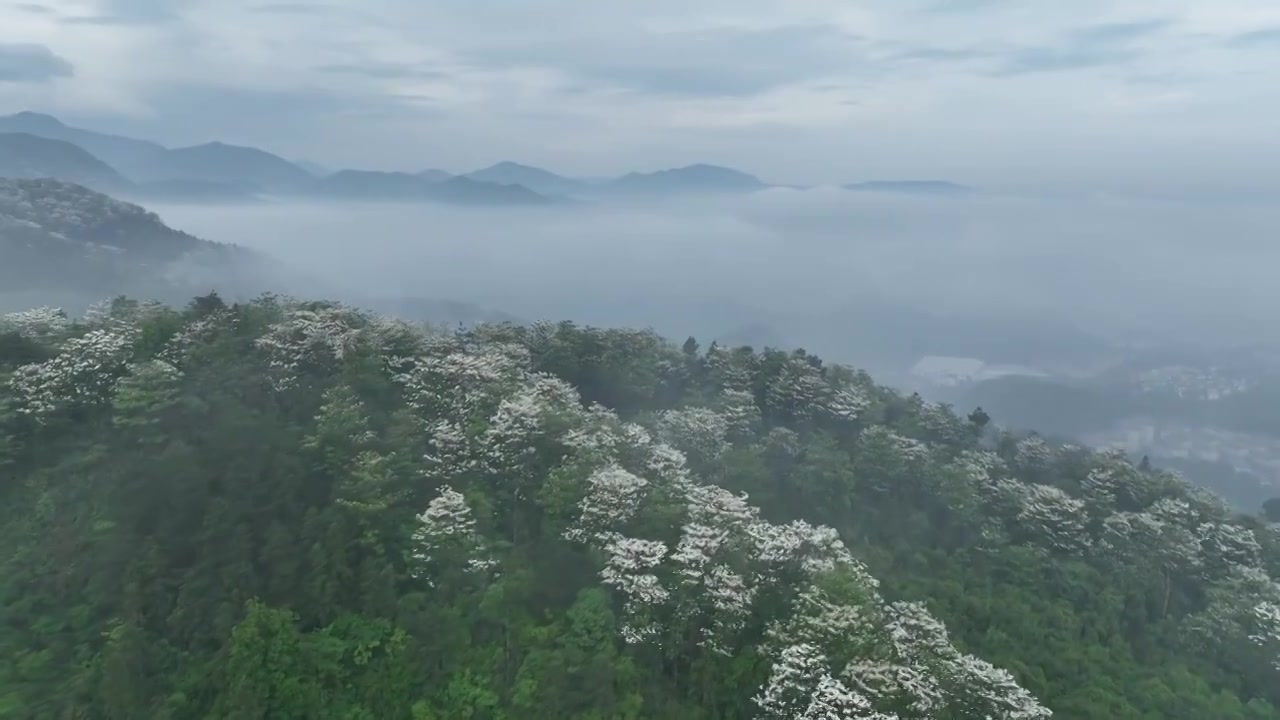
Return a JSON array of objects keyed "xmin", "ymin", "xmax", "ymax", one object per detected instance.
[{"xmin": 3, "ymin": 0, "xmax": 1280, "ymax": 190}]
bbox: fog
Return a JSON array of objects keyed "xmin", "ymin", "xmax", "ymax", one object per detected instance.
[{"xmin": 147, "ymin": 189, "xmax": 1280, "ymax": 380}]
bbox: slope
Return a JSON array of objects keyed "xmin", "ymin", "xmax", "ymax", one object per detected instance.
[
  {"xmin": 0, "ymin": 111, "xmax": 168, "ymax": 179},
  {"xmin": 0, "ymin": 296, "xmax": 1276, "ymax": 719},
  {"xmin": 0, "ymin": 178, "xmax": 266, "ymax": 310}
]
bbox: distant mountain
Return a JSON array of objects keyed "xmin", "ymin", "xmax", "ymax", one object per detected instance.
[
  {"xmin": 416, "ymin": 168, "xmax": 453, "ymax": 182},
  {"xmin": 465, "ymin": 161, "xmax": 583, "ymax": 195},
  {"xmin": 0, "ymin": 112, "xmax": 312, "ymax": 190},
  {"xmin": 0, "ymin": 132, "xmax": 129, "ymax": 191},
  {"xmin": 431, "ymin": 176, "xmax": 550, "ymax": 205},
  {"xmin": 310, "ymin": 170, "xmax": 434, "ymax": 201},
  {"xmin": 0, "ymin": 111, "xmax": 168, "ymax": 180},
  {"xmin": 0, "ymin": 178, "xmax": 269, "ymax": 309},
  {"xmin": 160, "ymin": 141, "xmax": 312, "ymax": 191},
  {"xmin": 843, "ymin": 180, "xmax": 974, "ymax": 196},
  {"xmin": 608, "ymin": 164, "xmax": 768, "ymax": 195},
  {"xmin": 308, "ymin": 169, "xmax": 549, "ymax": 206}
]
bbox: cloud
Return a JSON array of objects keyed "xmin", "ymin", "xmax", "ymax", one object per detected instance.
[
  {"xmin": 12, "ymin": 2, "xmax": 55, "ymax": 14},
  {"xmin": 314, "ymin": 62, "xmax": 450, "ymax": 81},
  {"xmin": 991, "ymin": 47, "xmax": 1134, "ymax": 76},
  {"xmin": 0, "ymin": 42, "xmax": 73, "ymax": 83},
  {"xmin": 1229, "ymin": 28, "xmax": 1280, "ymax": 48},
  {"xmin": 459, "ymin": 24, "xmax": 865, "ymax": 97},
  {"xmin": 250, "ymin": 2, "xmax": 336, "ymax": 14},
  {"xmin": 91, "ymin": 0, "xmax": 186, "ymax": 24},
  {"xmin": 3, "ymin": 0, "xmax": 1280, "ymax": 191},
  {"xmin": 987, "ymin": 18, "xmax": 1171, "ymax": 76},
  {"xmin": 1069, "ymin": 19, "xmax": 1172, "ymax": 45}
]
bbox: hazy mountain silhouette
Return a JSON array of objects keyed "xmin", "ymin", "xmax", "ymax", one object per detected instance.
[
  {"xmin": 0, "ymin": 112, "xmax": 311, "ymax": 190},
  {"xmin": 607, "ymin": 163, "xmax": 769, "ymax": 194},
  {"xmin": 160, "ymin": 141, "xmax": 313, "ymax": 190},
  {"xmin": 0, "ymin": 132, "xmax": 130, "ymax": 191},
  {"xmin": 416, "ymin": 168, "xmax": 454, "ymax": 182},
  {"xmin": 465, "ymin": 161, "xmax": 584, "ymax": 195}
]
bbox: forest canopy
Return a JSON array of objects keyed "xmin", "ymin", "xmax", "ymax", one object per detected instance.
[{"xmin": 1, "ymin": 294, "xmax": 1278, "ymax": 719}]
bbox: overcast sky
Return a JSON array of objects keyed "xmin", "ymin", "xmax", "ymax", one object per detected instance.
[{"xmin": 2, "ymin": 0, "xmax": 1280, "ymax": 190}]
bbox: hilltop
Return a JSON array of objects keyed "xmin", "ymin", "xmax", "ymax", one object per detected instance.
[{"xmin": 0, "ymin": 290, "xmax": 1276, "ymax": 718}]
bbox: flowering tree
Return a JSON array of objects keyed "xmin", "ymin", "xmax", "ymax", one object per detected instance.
[{"xmin": 9, "ymin": 327, "xmax": 135, "ymax": 420}]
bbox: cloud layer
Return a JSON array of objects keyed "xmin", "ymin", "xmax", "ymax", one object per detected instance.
[{"xmin": 3, "ymin": 0, "xmax": 1280, "ymax": 190}]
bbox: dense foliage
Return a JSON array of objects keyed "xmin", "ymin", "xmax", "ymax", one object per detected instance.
[{"xmin": 1, "ymin": 295, "xmax": 1278, "ymax": 719}]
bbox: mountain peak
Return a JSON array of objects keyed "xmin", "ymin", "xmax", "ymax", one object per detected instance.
[
  {"xmin": 486, "ymin": 160, "xmax": 536, "ymax": 171},
  {"xmin": 465, "ymin": 161, "xmax": 580, "ymax": 195},
  {"xmin": 610, "ymin": 163, "xmax": 766, "ymax": 193}
]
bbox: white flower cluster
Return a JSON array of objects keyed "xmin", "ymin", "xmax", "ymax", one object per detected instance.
[
  {"xmin": 1253, "ymin": 601, "xmax": 1280, "ymax": 671},
  {"xmin": 573, "ymin": 465, "xmax": 649, "ymax": 538},
  {"xmin": 410, "ymin": 485, "xmax": 494, "ymax": 581},
  {"xmin": 394, "ymin": 346, "xmax": 528, "ymax": 422},
  {"xmin": 9, "ymin": 327, "xmax": 135, "ymax": 420},
  {"xmin": 1011, "ymin": 483, "xmax": 1090, "ymax": 553},
  {"xmin": 757, "ymin": 592, "xmax": 1051, "ymax": 720},
  {"xmin": 765, "ymin": 359, "xmax": 829, "ymax": 421},
  {"xmin": 1011, "ymin": 435, "xmax": 1054, "ymax": 475},
  {"xmin": 1, "ymin": 306, "xmax": 69, "ymax": 340},
  {"xmin": 717, "ymin": 388, "xmax": 763, "ymax": 440},
  {"xmin": 159, "ymin": 309, "xmax": 233, "ymax": 367},
  {"xmin": 480, "ymin": 375, "xmax": 579, "ymax": 479},
  {"xmin": 655, "ymin": 407, "xmax": 730, "ymax": 465},
  {"xmin": 255, "ymin": 304, "xmax": 371, "ymax": 390},
  {"xmin": 599, "ymin": 533, "xmax": 670, "ymax": 642},
  {"xmin": 83, "ymin": 298, "xmax": 168, "ymax": 332}
]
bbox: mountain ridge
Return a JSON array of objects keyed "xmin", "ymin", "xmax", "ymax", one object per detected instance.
[{"xmin": 0, "ymin": 112, "xmax": 971, "ymax": 202}]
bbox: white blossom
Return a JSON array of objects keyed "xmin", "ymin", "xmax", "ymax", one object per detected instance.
[
  {"xmin": 255, "ymin": 304, "xmax": 369, "ymax": 389},
  {"xmin": 1, "ymin": 306, "xmax": 69, "ymax": 339},
  {"xmin": 655, "ymin": 407, "xmax": 730, "ymax": 464},
  {"xmin": 411, "ymin": 486, "xmax": 491, "ymax": 580},
  {"xmin": 801, "ymin": 674, "xmax": 888, "ymax": 720},
  {"xmin": 756, "ymin": 643, "xmax": 830, "ymax": 718},
  {"xmin": 672, "ymin": 522, "xmax": 729, "ymax": 580},
  {"xmin": 599, "ymin": 533, "xmax": 670, "ymax": 642},
  {"xmin": 823, "ymin": 386, "xmax": 870, "ymax": 424},
  {"xmin": 1252, "ymin": 601, "xmax": 1280, "ymax": 671},
  {"xmin": 766, "ymin": 360, "xmax": 830, "ymax": 421},
  {"xmin": 1012, "ymin": 483, "xmax": 1090, "ymax": 553},
  {"xmin": 949, "ymin": 654, "xmax": 1053, "ymax": 720},
  {"xmin": 1198, "ymin": 522, "xmax": 1263, "ymax": 573},
  {"xmin": 845, "ymin": 661, "xmax": 943, "ymax": 716},
  {"xmin": 573, "ymin": 465, "xmax": 649, "ymax": 537},
  {"xmin": 1012, "ymin": 435, "xmax": 1054, "ymax": 474},
  {"xmin": 9, "ymin": 328, "xmax": 135, "ymax": 419},
  {"xmin": 718, "ymin": 388, "xmax": 762, "ymax": 439}
]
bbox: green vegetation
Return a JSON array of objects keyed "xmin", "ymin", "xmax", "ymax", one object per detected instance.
[{"xmin": 1, "ymin": 294, "xmax": 1278, "ymax": 719}]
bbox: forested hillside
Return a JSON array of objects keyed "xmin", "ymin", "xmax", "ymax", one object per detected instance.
[
  {"xmin": 1, "ymin": 295, "xmax": 1278, "ymax": 719},
  {"xmin": 0, "ymin": 179, "xmax": 267, "ymax": 311}
]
